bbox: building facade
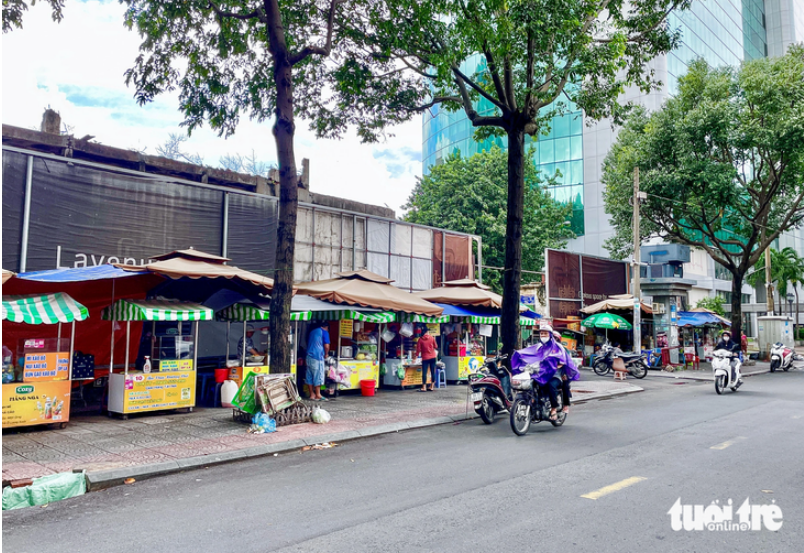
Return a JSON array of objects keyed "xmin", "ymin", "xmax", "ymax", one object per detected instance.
[{"xmin": 421, "ymin": 0, "xmax": 804, "ymax": 335}]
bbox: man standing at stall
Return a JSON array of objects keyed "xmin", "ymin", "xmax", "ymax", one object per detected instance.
[{"xmin": 306, "ymin": 321, "xmax": 330, "ymax": 401}]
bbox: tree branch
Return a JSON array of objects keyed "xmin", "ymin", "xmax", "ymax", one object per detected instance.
[
  {"xmin": 594, "ymin": 3, "xmax": 679, "ymax": 44},
  {"xmin": 410, "ymin": 96, "xmax": 463, "ymax": 112},
  {"xmin": 208, "ymin": 1, "xmax": 265, "ymax": 22},
  {"xmin": 452, "ymin": 65, "xmax": 508, "ymax": 113},
  {"xmin": 288, "ymin": 0, "xmax": 344, "ymax": 65}
]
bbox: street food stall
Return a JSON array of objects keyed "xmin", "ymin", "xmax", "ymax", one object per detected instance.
[
  {"xmin": 103, "ymin": 299, "xmax": 213, "ymax": 418},
  {"xmin": 216, "ymin": 302, "xmax": 309, "ymax": 384},
  {"xmin": 315, "ymin": 309, "xmax": 396, "ymax": 391},
  {"xmin": 295, "ymin": 269, "xmax": 444, "ymax": 391},
  {"xmin": 2, "ymin": 292, "xmax": 89, "ymax": 429},
  {"xmin": 384, "ymin": 313, "xmax": 450, "ymax": 388}
]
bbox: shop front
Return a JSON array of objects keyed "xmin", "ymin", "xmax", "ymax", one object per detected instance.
[
  {"xmin": 384, "ymin": 313, "xmax": 450, "ymax": 388},
  {"xmin": 103, "ymin": 299, "xmax": 212, "ymax": 417},
  {"xmin": 216, "ymin": 303, "xmax": 308, "ymax": 385},
  {"xmin": 316, "ymin": 309, "xmax": 395, "ymax": 391},
  {"xmin": 2, "ymin": 292, "xmax": 89, "ymax": 429}
]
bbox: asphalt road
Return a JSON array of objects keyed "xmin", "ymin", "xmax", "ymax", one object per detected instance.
[{"xmin": 4, "ymin": 372, "xmax": 803, "ymax": 553}]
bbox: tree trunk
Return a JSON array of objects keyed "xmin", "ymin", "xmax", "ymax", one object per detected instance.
[
  {"xmin": 501, "ymin": 126, "xmax": 525, "ymax": 359},
  {"xmin": 268, "ymin": 55, "xmax": 298, "ymax": 374},
  {"xmin": 730, "ymin": 272, "xmax": 744, "ymax": 349}
]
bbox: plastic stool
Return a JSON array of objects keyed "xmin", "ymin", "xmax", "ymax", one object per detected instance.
[
  {"xmin": 197, "ymin": 373, "xmax": 214, "ymax": 405},
  {"xmin": 212, "ymin": 381, "xmax": 224, "ymax": 407},
  {"xmin": 435, "ymin": 367, "xmax": 447, "ymax": 389}
]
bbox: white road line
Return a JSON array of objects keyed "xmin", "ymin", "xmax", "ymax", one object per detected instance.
[{"xmin": 581, "ymin": 476, "xmax": 648, "ymax": 500}]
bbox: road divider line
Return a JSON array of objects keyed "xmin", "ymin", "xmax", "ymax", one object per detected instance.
[
  {"xmin": 792, "ymin": 414, "xmax": 803, "ymax": 420},
  {"xmin": 581, "ymin": 476, "xmax": 648, "ymax": 500},
  {"xmin": 710, "ymin": 437, "xmax": 746, "ymax": 450}
]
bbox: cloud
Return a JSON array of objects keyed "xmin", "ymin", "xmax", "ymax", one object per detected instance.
[{"xmin": 1, "ymin": 0, "xmax": 422, "ymax": 216}]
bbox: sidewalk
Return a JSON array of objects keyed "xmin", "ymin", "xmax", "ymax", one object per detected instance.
[{"xmin": 2, "ymin": 380, "xmax": 641, "ymax": 490}]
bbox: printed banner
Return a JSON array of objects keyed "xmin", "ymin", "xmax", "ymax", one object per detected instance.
[
  {"xmin": 338, "ymin": 359, "xmax": 378, "ymax": 390},
  {"xmin": 340, "ymin": 319, "xmax": 354, "ymax": 338},
  {"xmin": 122, "ymin": 371, "xmax": 196, "ymax": 413},
  {"xmin": 23, "ymin": 352, "xmax": 69, "ymax": 381},
  {"xmin": 2, "ymin": 380, "xmax": 71, "ymax": 428},
  {"xmin": 458, "ymin": 356, "xmax": 483, "ymax": 379},
  {"xmin": 228, "ymin": 365, "xmax": 296, "ymax": 383}
]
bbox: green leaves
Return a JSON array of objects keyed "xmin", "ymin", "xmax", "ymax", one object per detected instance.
[
  {"xmin": 403, "ymin": 147, "xmax": 575, "ymax": 292},
  {"xmin": 603, "ymin": 46, "xmax": 804, "ymax": 277}
]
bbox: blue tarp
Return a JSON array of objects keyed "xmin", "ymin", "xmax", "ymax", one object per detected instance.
[
  {"xmin": 17, "ymin": 265, "xmax": 139, "ymax": 282},
  {"xmin": 434, "ymin": 303, "xmax": 500, "ymax": 318},
  {"xmin": 677, "ymin": 311, "xmax": 730, "ymax": 327}
]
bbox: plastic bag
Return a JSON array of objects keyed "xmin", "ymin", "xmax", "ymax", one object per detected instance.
[
  {"xmin": 311, "ymin": 408, "xmax": 331, "ymax": 424},
  {"xmin": 396, "ymin": 366, "xmax": 406, "ymax": 380},
  {"xmin": 399, "ymin": 323, "xmax": 414, "ymax": 337},
  {"xmin": 3, "ymin": 471, "xmax": 86, "ymax": 511},
  {"xmin": 249, "ymin": 412, "xmax": 277, "ymax": 434}
]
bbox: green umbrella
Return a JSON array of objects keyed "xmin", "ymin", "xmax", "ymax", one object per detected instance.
[{"xmin": 582, "ymin": 312, "xmax": 632, "ymax": 330}]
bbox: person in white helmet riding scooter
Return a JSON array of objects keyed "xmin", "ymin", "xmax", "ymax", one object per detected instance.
[{"xmin": 715, "ymin": 330, "xmax": 743, "ymax": 388}]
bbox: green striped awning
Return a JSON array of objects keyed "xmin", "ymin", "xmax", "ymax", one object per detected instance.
[
  {"xmin": 397, "ymin": 313, "xmax": 450, "ymax": 323},
  {"xmin": 465, "ymin": 315, "xmax": 538, "ymax": 326},
  {"xmin": 2, "ymin": 293, "xmax": 89, "ymax": 325},
  {"xmin": 317, "ymin": 310, "xmax": 396, "ymax": 323},
  {"xmin": 217, "ymin": 304, "xmax": 312, "ymax": 322},
  {"xmin": 102, "ymin": 299, "xmax": 213, "ymax": 322}
]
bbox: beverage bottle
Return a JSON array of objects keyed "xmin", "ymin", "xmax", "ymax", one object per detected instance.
[{"xmin": 143, "ymin": 356, "xmax": 151, "ymax": 374}]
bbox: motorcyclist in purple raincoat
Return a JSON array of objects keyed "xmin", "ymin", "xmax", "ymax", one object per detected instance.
[{"xmin": 511, "ymin": 325, "xmax": 580, "ymax": 420}]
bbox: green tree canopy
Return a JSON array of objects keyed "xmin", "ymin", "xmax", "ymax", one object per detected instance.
[
  {"xmin": 694, "ymin": 296, "xmax": 725, "ymax": 317},
  {"xmin": 603, "ymin": 47, "xmax": 804, "ymax": 340},
  {"xmin": 359, "ymin": 0, "xmax": 689, "ymax": 355},
  {"xmin": 2, "ymin": 0, "xmax": 64, "ymax": 32},
  {"xmin": 403, "ymin": 147, "xmax": 575, "ymax": 293}
]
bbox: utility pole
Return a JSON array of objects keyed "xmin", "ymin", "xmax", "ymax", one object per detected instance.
[
  {"xmin": 633, "ymin": 167, "xmax": 644, "ymax": 354},
  {"xmin": 764, "ymin": 229, "xmax": 774, "ymax": 315}
]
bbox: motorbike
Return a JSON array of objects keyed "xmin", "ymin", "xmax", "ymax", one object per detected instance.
[
  {"xmin": 592, "ymin": 342, "xmax": 648, "ymax": 379},
  {"xmin": 769, "ymin": 342, "xmax": 802, "ymax": 372},
  {"xmin": 712, "ymin": 348, "xmax": 743, "ymax": 394},
  {"xmin": 469, "ymin": 354, "xmax": 511, "ymax": 424},
  {"xmin": 508, "ymin": 364, "xmax": 566, "ymax": 436}
]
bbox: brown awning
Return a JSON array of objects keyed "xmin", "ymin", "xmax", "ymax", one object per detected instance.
[
  {"xmin": 580, "ymin": 294, "xmax": 653, "ymax": 315},
  {"xmin": 116, "ymin": 249, "xmax": 274, "ymax": 292},
  {"xmin": 1, "ymin": 269, "xmax": 15, "ymax": 285},
  {"xmin": 413, "ymin": 280, "xmax": 502, "ymax": 308},
  {"xmin": 295, "ymin": 270, "xmax": 443, "ymax": 316}
]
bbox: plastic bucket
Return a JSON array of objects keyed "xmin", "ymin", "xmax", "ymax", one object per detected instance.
[
  {"xmin": 214, "ymin": 368, "xmax": 229, "ymax": 383},
  {"xmin": 360, "ymin": 379, "xmax": 376, "ymax": 397}
]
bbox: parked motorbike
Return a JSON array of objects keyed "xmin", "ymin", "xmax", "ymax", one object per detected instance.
[
  {"xmin": 469, "ymin": 354, "xmax": 510, "ymax": 424},
  {"xmin": 592, "ymin": 342, "xmax": 648, "ymax": 379},
  {"xmin": 769, "ymin": 342, "xmax": 802, "ymax": 372},
  {"xmin": 712, "ymin": 348, "xmax": 743, "ymax": 394},
  {"xmin": 508, "ymin": 365, "xmax": 566, "ymax": 436}
]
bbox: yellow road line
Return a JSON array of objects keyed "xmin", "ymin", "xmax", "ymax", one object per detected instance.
[
  {"xmin": 581, "ymin": 476, "xmax": 648, "ymax": 500},
  {"xmin": 710, "ymin": 437, "xmax": 746, "ymax": 450}
]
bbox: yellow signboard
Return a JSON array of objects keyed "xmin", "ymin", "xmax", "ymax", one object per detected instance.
[
  {"xmin": 458, "ymin": 356, "xmax": 484, "ymax": 379},
  {"xmin": 338, "ymin": 359, "xmax": 379, "ymax": 390},
  {"xmin": 427, "ymin": 323, "xmax": 441, "ymax": 335},
  {"xmin": 122, "ymin": 372, "xmax": 195, "ymax": 413},
  {"xmin": 340, "ymin": 319, "xmax": 354, "ymax": 337},
  {"xmin": 23, "ymin": 352, "xmax": 69, "ymax": 381},
  {"xmin": 228, "ymin": 365, "xmax": 296, "ymax": 384},
  {"xmin": 159, "ymin": 359, "xmax": 194, "ymax": 372},
  {"xmin": 2, "ymin": 380, "xmax": 71, "ymax": 428}
]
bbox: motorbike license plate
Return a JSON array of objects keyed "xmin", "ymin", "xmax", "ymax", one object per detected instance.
[{"xmin": 471, "ymin": 392, "xmax": 483, "ymax": 403}]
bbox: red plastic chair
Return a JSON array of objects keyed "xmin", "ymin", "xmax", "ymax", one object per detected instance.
[{"xmin": 684, "ymin": 353, "xmax": 700, "ymax": 370}]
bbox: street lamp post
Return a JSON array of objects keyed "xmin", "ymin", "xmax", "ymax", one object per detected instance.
[{"xmin": 787, "ymin": 293, "xmax": 794, "ymax": 318}]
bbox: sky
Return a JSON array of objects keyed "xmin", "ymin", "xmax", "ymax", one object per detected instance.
[{"xmin": 1, "ymin": 0, "xmax": 424, "ymax": 216}]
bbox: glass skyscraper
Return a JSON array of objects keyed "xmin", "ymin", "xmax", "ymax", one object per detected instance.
[{"xmin": 421, "ymin": 0, "xmax": 799, "ymax": 249}]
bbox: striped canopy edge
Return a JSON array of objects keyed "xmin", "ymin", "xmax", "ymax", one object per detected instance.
[
  {"xmin": 315, "ymin": 310, "xmax": 396, "ymax": 323},
  {"xmin": 216, "ymin": 304, "xmax": 312, "ymax": 322},
  {"xmin": 102, "ymin": 299, "xmax": 214, "ymax": 322},
  {"xmin": 1, "ymin": 293, "xmax": 89, "ymax": 325},
  {"xmin": 397, "ymin": 313, "xmax": 450, "ymax": 323}
]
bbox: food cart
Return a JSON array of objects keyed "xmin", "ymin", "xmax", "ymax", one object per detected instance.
[
  {"xmin": 2, "ymin": 292, "xmax": 89, "ymax": 429},
  {"xmin": 216, "ymin": 303, "xmax": 308, "ymax": 384},
  {"xmin": 315, "ymin": 309, "xmax": 395, "ymax": 391},
  {"xmin": 103, "ymin": 299, "xmax": 212, "ymax": 418},
  {"xmin": 384, "ymin": 313, "xmax": 450, "ymax": 388}
]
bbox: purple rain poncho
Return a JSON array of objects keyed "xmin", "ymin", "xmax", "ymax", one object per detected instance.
[{"xmin": 511, "ymin": 336, "xmax": 580, "ymax": 385}]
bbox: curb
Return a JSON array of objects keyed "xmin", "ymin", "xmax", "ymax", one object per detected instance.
[
  {"xmin": 648, "ymin": 368, "xmax": 770, "ymax": 382},
  {"xmin": 82, "ymin": 387, "xmax": 642, "ymax": 492}
]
